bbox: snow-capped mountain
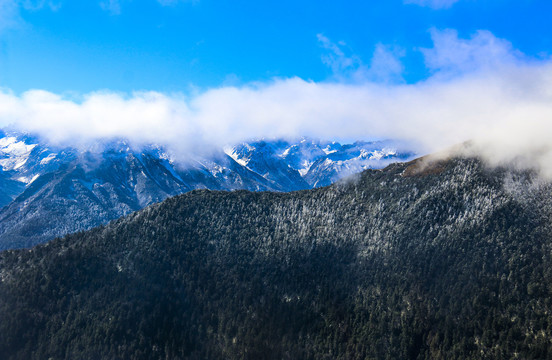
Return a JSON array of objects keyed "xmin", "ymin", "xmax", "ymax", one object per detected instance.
[
  {"xmin": 0, "ymin": 130, "xmax": 75, "ymax": 208},
  {"xmin": 0, "ymin": 131, "xmax": 416, "ymax": 249},
  {"xmin": 226, "ymin": 138, "xmax": 415, "ymax": 188}
]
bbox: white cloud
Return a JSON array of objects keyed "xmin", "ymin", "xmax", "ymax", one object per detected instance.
[
  {"xmin": 98, "ymin": 0, "xmax": 196, "ymax": 14},
  {"xmin": 317, "ymin": 34, "xmax": 405, "ymax": 83},
  {"xmin": 0, "ymin": 0, "xmax": 20, "ymax": 31},
  {"xmin": 368, "ymin": 44, "xmax": 405, "ymax": 83},
  {"xmin": 0, "ymin": 0, "xmax": 59, "ymax": 31},
  {"xmin": 0, "ymin": 0, "xmax": 190, "ymax": 18},
  {"xmin": 157, "ymin": 0, "xmax": 196, "ymax": 6},
  {"xmin": 404, "ymin": 0, "xmax": 460, "ymax": 9},
  {"xmin": 20, "ymin": 0, "xmax": 60, "ymax": 11},
  {"xmin": 421, "ymin": 28, "xmax": 522, "ymax": 77},
  {"xmin": 1, "ymin": 29, "xmax": 552, "ymax": 177},
  {"xmin": 99, "ymin": 0, "xmax": 121, "ymax": 15},
  {"xmin": 317, "ymin": 34, "xmax": 362, "ymax": 78}
]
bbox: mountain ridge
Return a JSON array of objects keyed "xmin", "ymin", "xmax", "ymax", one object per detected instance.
[
  {"xmin": 0, "ymin": 154, "xmax": 550, "ymax": 359},
  {"xmin": 0, "ymin": 131, "xmax": 415, "ymax": 249}
]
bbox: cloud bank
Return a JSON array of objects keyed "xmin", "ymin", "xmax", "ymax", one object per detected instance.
[{"xmin": 1, "ymin": 29, "xmax": 552, "ymax": 176}]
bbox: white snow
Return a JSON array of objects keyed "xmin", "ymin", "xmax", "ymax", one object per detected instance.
[
  {"xmin": 323, "ymin": 146, "xmax": 337, "ymax": 155},
  {"xmin": 0, "ymin": 136, "xmax": 17, "ymax": 149},
  {"xmin": 209, "ymin": 164, "xmax": 225, "ymax": 177},
  {"xmin": 40, "ymin": 153, "xmax": 57, "ymax": 165},
  {"xmin": 298, "ymin": 160, "xmax": 312, "ymax": 177},
  {"xmin": 369, "ymin": 150, "xmax": 384, "ymax": 160},
  {"xmin": 365, "ymin": 148, "xmax": 397, "ymax": 161},
  {"xmin": 224, "ymin": 146, "xmax": 249, "ymax": 167},
  {"xmin": 16, "ymin": 174, "xmax": 40, "ymax": 184},
  {"xmin": 281, "ymin": 147, "xmax": 291, "ymax": 157},
  {"xmin": 0, "ymin": 136, "xmax": 37, "ymax": 171}
]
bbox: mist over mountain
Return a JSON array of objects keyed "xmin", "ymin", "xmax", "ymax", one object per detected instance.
[
  {"xmin": 0, "ymin": 130, "xmax": 414, "ymax": 249},
  {"xmin": 0, "ymin": 155, "xmax": 550, "ymax": 359}
]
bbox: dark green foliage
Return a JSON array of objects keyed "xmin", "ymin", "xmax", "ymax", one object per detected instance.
[{"xmin": 0, "ymin": 157, "xmax": 551, "ymax": 359}]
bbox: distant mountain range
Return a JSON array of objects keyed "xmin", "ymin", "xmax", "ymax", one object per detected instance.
[{"xmin": 0, "ymin": 129, "xmax": 415, "ymax": 249}]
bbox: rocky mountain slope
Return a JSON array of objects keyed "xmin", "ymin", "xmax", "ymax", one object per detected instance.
[
  {"xmin": 0, "ymin": 156, "xmax": 550, "ymax": 359},
  {"xmin": 0, "ymin": 131, "xmax": 414, "ymax": 249}
]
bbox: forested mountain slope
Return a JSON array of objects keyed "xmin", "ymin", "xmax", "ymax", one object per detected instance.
[{"xmin": 0, "ymin": 156, "xmax": 551, "ymax": 359}]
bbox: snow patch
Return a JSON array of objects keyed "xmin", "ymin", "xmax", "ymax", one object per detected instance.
[
  {"xmin": 224, "ymin": 146, "xmax": 249, "ymax": 167},
  {"xmin": 209, "ymin": 164, "xmax": 225, "ymax": 177},
  {"xmin": 281, "ymin": 147, "xmax": 291, "ymax": 157},
  {"xmin": 40, "ymin": 153, "xmax": 57, "ymax": 165},
  {"xmin": 298, "ymin": 160, "xmax": 312, "ymax": 177},
  {"xmin": 16, "ymin": 174, "xmax": 40, "ymax": 184},
  {"xmin": 323, "ymin": 146, "xmax": 337, "ymax": 155},
  {"xmin": 365, "ymin": 148, "xmax": 397, "ymax": 161},
  {"xmin": 0, "ymin": 136, "xmax": 38, "ymax": 171}
]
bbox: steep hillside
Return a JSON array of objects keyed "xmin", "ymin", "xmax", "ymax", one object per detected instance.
[{"xmin": 1, "ymin": 156, "xmax": 551, "ymax": 359}]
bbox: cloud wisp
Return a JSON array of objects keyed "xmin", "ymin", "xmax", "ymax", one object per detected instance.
[
  {"xmin": 0, "ymin": 0, "xmax": 59, "ymax": 31},
  {"xmin": 317, "ymin": 34, "xmax": 405, "ymax": 84},
  {"xmin": 1, "ymin": 29, "xmax": 552, "ymax": 176},
  {"xmin": 404, "ymin": 0, "xmax": 460, "ymax": 10},
  {"xmin": 99, "ymin": 0, "xmax": 120, "ymax": 15},
  {"xmin": 99, "ymin": 0, "xmax": 196, "ymax": 15},
  {"xmin": 0, "ymin": 0, "xmax": 177, "ymax": 21},
  {"xmin": 157, "ymin": 0, "xmax": 197, "ymax": 6}
]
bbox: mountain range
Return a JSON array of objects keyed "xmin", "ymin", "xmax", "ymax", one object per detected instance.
[
  {"xmin": 0, "ymin": 130, "xmax": 415, "ymax": 249},
  {"xmin": 0, "ymin": 155, "xmax": 550, "ymax": 359}
]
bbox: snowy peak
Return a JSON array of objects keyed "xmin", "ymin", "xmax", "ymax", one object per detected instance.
[
  {"xmin": 225, "ymin": 138, "xmax": 415, "ymax": 188},
  {"xmin": 224, "ymin": 145, "xmax": 252, "ymax": 167}
]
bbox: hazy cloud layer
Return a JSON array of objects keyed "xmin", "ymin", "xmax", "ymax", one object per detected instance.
[
  {"xmin": 1, "ymin": 29, "xmax": 552, "ymax": 176},
  {"xmin": 404, "ymin": 0, "xmax": 460, "ymax": 10}
]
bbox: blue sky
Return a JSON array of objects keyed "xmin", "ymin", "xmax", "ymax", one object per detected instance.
[
  {"xmin": 1, "ymin": 0, "xmax": 552, "ymax": 175},
  {"xmin": 1, "ymin": 0, "xmax": 551, "ymax": 93}
]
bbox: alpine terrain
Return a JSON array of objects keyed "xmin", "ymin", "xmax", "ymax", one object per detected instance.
[{"xmin": 0, "ymin": 130, "xmax": 414, "ymax": 249}]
